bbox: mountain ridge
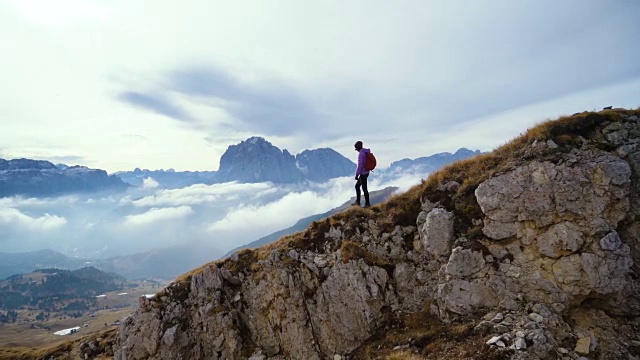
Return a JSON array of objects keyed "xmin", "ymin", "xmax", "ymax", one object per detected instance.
[
  {"xmin": 0, "ymin": 159, "xmax": 128, "ymax": 198},
  {"xmin": 0, "ymin": 266, "xmax": 125, "ymax": 310},
  {"xmin": 114, "ymin": 137, "xmax": 483, "ymax": 188},
  {"xmin": 388, "ymin": 148, "xmax": 483, "ymax": 173},
  {"xmin": 3, "ymin": 139, "xmax": 483, "ymax": 192},
  {"xmin": 111, "ymin": 108, "xmax": 640, "ymax": 360},
  {"xmin": 0, "ymin": 245, "xmax": 220, "ymax": 281}
]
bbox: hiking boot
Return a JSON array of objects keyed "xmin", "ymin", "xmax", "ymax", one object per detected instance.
[
  {"xmin": 350, "ymin": 201, "xmax": 361, "ymax": 207},
  {"xmin": 364, "ymin": 203, "xmax": 371, "ymax": 208}
]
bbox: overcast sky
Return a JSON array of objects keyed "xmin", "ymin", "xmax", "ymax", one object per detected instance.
[{"xmin": 1, "ymin": 0, "xmax": 639, "ymax": 172}]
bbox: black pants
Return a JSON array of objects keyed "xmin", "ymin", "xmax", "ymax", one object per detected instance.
[{"xmin": 355, "ymin": 173, "xmax": 370, "ymax": 205}]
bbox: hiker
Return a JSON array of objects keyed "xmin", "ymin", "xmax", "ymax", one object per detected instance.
[{"xmin": 352, "ymin": 141, "xmax": 372, "ymax": 208}]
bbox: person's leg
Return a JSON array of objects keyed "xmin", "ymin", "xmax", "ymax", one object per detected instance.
[
  {"xmin": 361, "ymin": 174, "xmax": 370, "ymax": 207},
  {"xmin": 353, "ymin": 178, "xmax": 362, "ymax": 206}
]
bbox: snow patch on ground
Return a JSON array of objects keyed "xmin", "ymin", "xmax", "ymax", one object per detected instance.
[{"xmin": 54, "ymin": 326, "xmax": 80, "ymax": 336}]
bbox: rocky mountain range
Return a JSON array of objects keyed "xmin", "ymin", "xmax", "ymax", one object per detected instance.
[
  {"xmin": 216, "ymin": 137, "xmax": 366, "ymax": 184},
  {"xmin": 110, "ymin": 109, "xmax": 640, "ymax": 360},
  {"xmin": 115, "ymin": 168, "xmax": 218, "ymax": 188},
  {"xmin": 1, "ymin": 138, "xmax": 483, "ymax": 196},
  {"xmin": 0, "ymin": 159, "xmax": 127, "ymax": 198},
  {"xmin": 388, "ymin": 148, "xmax": 483, "ymax": 173},
  {"xmin": 114, "ymin": 137, "xmax": 359, "ymax": 187},
  {"xmin": 116, "ymin": 137, "xmax": 484, "ymax": 188}
]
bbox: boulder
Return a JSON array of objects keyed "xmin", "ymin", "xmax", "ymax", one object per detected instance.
[{"xmin": 419, "ymin": 208, "xmax": 455, "ymax": 258}]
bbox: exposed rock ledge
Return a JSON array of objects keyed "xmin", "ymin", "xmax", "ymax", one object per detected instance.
[{"xmin": 115, "ymin": 110, "xmax": 640, "ymax": 360}]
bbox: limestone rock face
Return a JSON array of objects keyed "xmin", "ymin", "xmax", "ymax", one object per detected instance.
[
  {"xmin": 419, "ymin": 208, "xmax": 455, "ymax": 258},
  {"xmin": 476, "ymin": 150, "xmax": 630, "ymax": 241},
  {"xmin": 471, "ymin": 149, "xmax": 632, "ymax": 303},
  {"xmin": 114, "ymin": 111, "xmax": 640, "ymax": 360},
  {"xmin": 115, "ymin": 234, "xmax": 403, "ymax": 360}
]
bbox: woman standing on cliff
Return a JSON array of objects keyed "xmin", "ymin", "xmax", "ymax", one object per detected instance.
[{"xmin": 352, "ymin": 141, "xmax": 371, "ymax": 208}]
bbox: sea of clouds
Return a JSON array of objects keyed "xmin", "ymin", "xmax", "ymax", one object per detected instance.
[{"xmin": 0, "ymin": 170, "xmax": 427, "ymax": 260}]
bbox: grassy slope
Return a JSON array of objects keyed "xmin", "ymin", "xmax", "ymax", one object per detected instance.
[{"xmin": 0, "ymin": 328, "xmax": 118, "ymax": 360}]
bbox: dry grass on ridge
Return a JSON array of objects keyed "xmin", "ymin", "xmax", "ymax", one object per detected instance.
[{"xmin": 418, "ymin": 109, "xmax": 639, "ymax": 238}]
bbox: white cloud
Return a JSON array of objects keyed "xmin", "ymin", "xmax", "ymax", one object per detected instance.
[
  {"xmin": 142, "ymin": 177, "xmax": 159, "ymax": 189},
  {"xmin": 124, "ymin": 182, "xmax": 276, "ymax": 207},
  {"xmin": 0, "ymin": 195, "xmax": 79, "ymax": 208},
  {"xmin": 9, "ymin": 0, "xmax": 111, "ymax": 26},
  {"xmin": 208, "ymin": 192, "xmax": 328, "ymax": 231},
  {"xmin": 1, "ymin": 1, "xmax": 638, "ymax": 173},
  {"xmin": 206, "ymin": 181, "xmax": 355, "ymax": 247},
  {"xmin": 0, "ymin": 207, "xmax": 67, "ymax": 231},
  {"xmin": 123, "ymin": 206, "xmax": 194, "ymax": 226},
  {"xmin": 371, "ymin": 173, "xmax": 424, "ymax": 194},
  {"xmin": 420, "ymin": 76, "xmax": 640, "ymax": 157},
  {"xmin": 204, "ymin": 172, "xmax": 433, "ymax": 250}
]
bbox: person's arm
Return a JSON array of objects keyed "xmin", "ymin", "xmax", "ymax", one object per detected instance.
[{"xmin": 355, "ymin": 150, "xmax": 365, "ymax": 178}]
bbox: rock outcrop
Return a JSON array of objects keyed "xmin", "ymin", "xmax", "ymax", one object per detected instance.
[{"xmin": 114, "ymin": 109, "xmax": 640, "ymax": 359}]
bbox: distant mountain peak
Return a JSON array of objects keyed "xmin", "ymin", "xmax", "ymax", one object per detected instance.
[
  {"xmin": 245, "ymin": 136, "xmax": 268, "ymax": 145},
  {"xmin": 217, "ymin": 137, "xmax": 303, "ymax": 183},
  {"xmin": 216, "ymin": 138, "xmax": 358, "ymax": 184}
]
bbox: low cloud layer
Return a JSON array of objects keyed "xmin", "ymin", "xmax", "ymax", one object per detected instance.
[
  {"xmin": 0, "ymin": 166, "xmax": 428, "ymax": 258},
  {"xmin": 124, "ymin": 206, "xmax": 194, "ymax": 227},
  {"xmin": 0, "ymin": 207, "xmax": 67, "ymax": 231},
  {"xmin": 123, "ymin": 182, "xmax": 276, "ymax": 207},
  {"xmin": 207, "ymin": 186, "xmax": 352, "ymax": 244}
]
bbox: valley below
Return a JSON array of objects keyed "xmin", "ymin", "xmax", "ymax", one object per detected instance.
[{"xmin": 0, "ymin": 269, "xmax": 166, "ymax": 355}]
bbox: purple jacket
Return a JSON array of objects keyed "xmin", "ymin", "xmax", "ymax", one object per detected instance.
[{"xmin": 355, "ymin": 148, "xmax": 371, "ymax": 176}]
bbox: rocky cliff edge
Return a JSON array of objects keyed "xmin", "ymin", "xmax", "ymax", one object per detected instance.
[{"xmin": 115, "ymin": 109, "xmax": 640, "ymax": 360}]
